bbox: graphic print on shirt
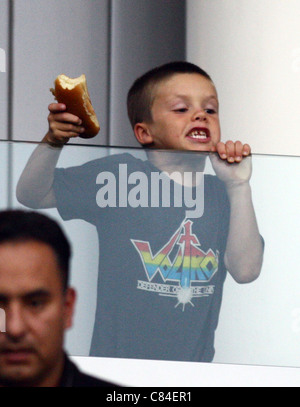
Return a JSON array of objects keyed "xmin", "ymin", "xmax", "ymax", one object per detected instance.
[{"xmin": 131, "ymin": 219, "xmax": 219, "ymax": 311}]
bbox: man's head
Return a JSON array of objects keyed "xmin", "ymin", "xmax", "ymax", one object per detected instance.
[
  {"xmin": 127, "ymin": 61, "xmax": 221, "ymax": 151},
  {"xmin": 0, "ymin": 210, "xmax": 76, "ymax": 387}
]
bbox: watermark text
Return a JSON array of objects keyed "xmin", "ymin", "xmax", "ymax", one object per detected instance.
[{"xmin": 96, "ymin": 164, "xmax": 204, "ymax": 219}]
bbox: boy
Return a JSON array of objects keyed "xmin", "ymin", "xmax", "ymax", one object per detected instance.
[{"xmin": 17, "ymin": 62, "xmax": 263, "ymax": 362}]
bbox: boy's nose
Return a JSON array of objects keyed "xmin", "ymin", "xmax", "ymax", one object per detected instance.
[{"xmin": 192, "ymin": 110, "xmax": 207, "ymax": 121}]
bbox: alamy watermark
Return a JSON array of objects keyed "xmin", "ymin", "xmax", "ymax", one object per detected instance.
[
  {"xmin": 0, "ymin": 48, "xmax": 6, "ymax": 73},
  {"xmin": 95, "ymin": 164, "xmax": 204, "ymax": 219},
  {"xmin": 0, "ymin": 308, "xmax": 5, "ymax": 333}
]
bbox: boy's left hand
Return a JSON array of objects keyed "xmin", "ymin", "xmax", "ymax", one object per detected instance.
[{"xmin": 210, "ymin": 141, "xmax": 252, "ymax": 185}]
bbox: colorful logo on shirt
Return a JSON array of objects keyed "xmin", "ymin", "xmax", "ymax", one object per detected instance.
[{"xmin": 131, "ymin": 220, "xmax": 219, "ymax": 311}]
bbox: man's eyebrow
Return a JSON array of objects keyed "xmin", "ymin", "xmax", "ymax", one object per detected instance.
[
  {"xmin": 23, "ymin": 289, "xmax": 51, "ymax": 300},
  {"xmin": 0, "ymin": 289, "xmax": 51, "ymax": 302}
]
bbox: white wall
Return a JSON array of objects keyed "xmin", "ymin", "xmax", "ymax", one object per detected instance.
[
  {"xmin": 109, "ymin": 0, "xmax": 186, "ymax": 147},
  {"xmin": 187, "ymin": 0, "xmax": 300, "ymax": 369},
  {"xmin": 9, "ymin": 0, "xmax": 185, "ymax": 147},
  {"xmin": 187, "ymin": 0, "xmax": 300, "ymax": 156},
  {"xmin": 12, "ymin": 0, "xmax": 110, "ymax": 145}
]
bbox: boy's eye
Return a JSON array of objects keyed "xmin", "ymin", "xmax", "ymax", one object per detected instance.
[
  {"xmin": 205, "ymin": 108, "xmax": 217, "ymax": 114},
  {"xmin": 174, "ymin": 108, "xmax": 188, "ymax": 113}
]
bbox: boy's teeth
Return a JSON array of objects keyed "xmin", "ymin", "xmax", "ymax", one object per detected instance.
[{"xmin": 190, "ymin": 130, "xmax": 207, "ymax": 139}]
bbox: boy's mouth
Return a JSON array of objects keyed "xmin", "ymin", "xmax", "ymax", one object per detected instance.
[{"xmin": 186, "ymin": 128, "xmax": 211, "ymax": 143}]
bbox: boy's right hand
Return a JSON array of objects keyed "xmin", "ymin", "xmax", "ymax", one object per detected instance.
[{"xmin": 45, "ymin": 103, "xmax": 85, "ymax": 146}]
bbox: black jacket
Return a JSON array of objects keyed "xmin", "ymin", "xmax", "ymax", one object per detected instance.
[{"xmin": 59, "ymin": 355, "xmax": 119, "ymax": 387}]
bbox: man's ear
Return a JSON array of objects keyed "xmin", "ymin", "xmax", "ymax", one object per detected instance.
[
  {"xmin": 63, "ymin": 287, "xmax": 76, "ymax": 330},
  {"xmin": 134, "ymin": 122, "xmax": 154, "ymax": 146}
]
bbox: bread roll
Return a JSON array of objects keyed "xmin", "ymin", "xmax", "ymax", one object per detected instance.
[{"xmin": 50, "ymin": 74, "xmax": 100, "ymax": 139}]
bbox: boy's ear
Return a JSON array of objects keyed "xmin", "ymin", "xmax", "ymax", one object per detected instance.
[{"xmin": 134, "ymin": 122, "xmax": 154, "ymax": 146}]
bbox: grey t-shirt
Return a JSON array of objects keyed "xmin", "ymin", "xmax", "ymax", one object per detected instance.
[{"xmin": 54, "ymin": 152, "xmax": 230, "ymax": 362}]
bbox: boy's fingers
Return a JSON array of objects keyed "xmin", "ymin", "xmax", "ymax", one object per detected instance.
[
  {"xmin": 233, "ymin": 141, "xmax": 243, "ymax": 162},
  {"xmin": 51, "ymin": 130, "xmax": 82, "ymax": 139},
  {"xmin": 48, "ymin": 103, "xmax": 66, "ymax": 112},
  {"xmin": 57, "ymin": 122, "xmax": 85, "ymax": 134},
  {"xmin": 242, "ymin": 143, "xmax": 251, "ymax": 156},
  {"xmin": 225, "ymin": 141, "xmax": 235, "ymax": 162},
  {"xmin": 216, "ymin": 141, "xmax": 251, "ymax": 163},
  {"xmin": 49, "ymin": 121, "xmax": 85, "ymax": 135},
  {"xmin": 48, "ymin": 112, "xmax": 82, "ymax": 125},
  {"xmin": 215, "ymin": 142, "xmax": 227, "ymax": 159},
  {"xmin": 48, "ymin": 103, "xmax": 82, "ymax": 125},
  {"xmin": 46, "ymin": 103, "xmax": 84, "ymax": 145}
]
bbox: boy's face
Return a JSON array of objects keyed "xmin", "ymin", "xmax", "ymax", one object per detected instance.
[{"xmin": 135, "ymin": 73, "xmax": 221, "ymax": 151}]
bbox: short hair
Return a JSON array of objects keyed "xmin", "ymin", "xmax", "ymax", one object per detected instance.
[
  {"xmin": 0, "ymin": 210, "xmax": 71, "ymax": 291},
  {"xmin": 127, "ymin": 61, "xmax": 213, "ymax": 129}
]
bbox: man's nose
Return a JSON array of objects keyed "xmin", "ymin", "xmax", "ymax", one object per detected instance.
[{"xmin": 6, "ymin": 304, "xmax": 27, "ymax": 340}]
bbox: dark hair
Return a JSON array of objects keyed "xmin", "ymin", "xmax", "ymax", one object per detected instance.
[
  {"xmin": 0, "ymin": 210, "xmax": 71, "ymax": 291},
  {"xmin": 127, "ymin": 61, "xmax": 213, "ymax": 129}
]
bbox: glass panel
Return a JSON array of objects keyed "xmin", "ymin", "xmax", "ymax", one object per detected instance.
[
  {"xmin": 0, "ymin": 0, "xmax": 8, "ymax": 140},
  {"xmin": 0, "ymin": 141, "xmax": 9, "ymax": 206},
  {"xmin": 3, "ymin": 140, "xmax": 300, "ymax": 368}
]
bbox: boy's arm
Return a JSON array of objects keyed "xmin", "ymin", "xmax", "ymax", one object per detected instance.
[
  {"xmin": 210, "ymin": 141, "xmax": 264, "ymax": 284},
  {"xmin": 16, "ymin": 103, "xmax": 85, "ymax": 209}
]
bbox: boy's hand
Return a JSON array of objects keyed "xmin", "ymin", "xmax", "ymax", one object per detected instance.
[
  {"xmin": 45, "ymin": 103, "xmax": 85, "ymax": 146},
  {"xmin": 213, "ymin": 141, "xmax": 250, "ymax": 163},
  {"xmin": 210, "ymin": 141, "xmax": 252, "ymax": 185}
]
